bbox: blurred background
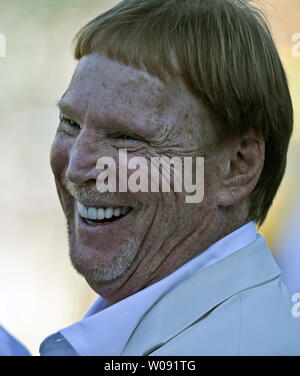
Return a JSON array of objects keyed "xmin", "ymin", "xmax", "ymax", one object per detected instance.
[{"xmin": 0, "ymin": 0, "xmax": 299, "ymax": 355}]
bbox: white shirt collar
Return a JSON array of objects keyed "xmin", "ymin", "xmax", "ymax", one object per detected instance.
[{"xmin": 40, "ymin": 221, "xmax": 257, "ymax": 356}]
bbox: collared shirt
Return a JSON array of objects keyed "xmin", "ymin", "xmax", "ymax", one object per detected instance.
[
  {"xmin": 0, "ymin": 326, "xmax": 31, "ymax": 356},
  {"xmin": 40, "ymin": 221, "xmax": 257, "ymax": 356},
  {"xmin": 274, "ymin": 195, "xmax": 300, "ymax": 294}
]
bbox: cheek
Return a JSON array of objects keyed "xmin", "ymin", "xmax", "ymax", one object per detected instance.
[{"xmin": 50, "ymin": 131, "xmax": 73, "ymax": 178}]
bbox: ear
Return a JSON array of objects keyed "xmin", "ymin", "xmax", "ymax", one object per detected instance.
[{"xmin": 216, "ymin": 129, "xmax": 265, "ymax": 207}]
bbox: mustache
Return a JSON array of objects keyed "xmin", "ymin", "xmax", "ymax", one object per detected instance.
[{"xmin": 62, "ymin": 175, "xmax": 140, "ymax": 208}]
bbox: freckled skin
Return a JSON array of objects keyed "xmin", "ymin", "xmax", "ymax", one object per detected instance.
[{"xmin": 51, "ymin": 53, "xmax": 263, "ymax": 305}]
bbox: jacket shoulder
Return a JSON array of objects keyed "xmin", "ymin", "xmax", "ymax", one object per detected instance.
[
  {"xmin": 238, "ymin": 277, "xmax": 300, "ymax": 355},
  {"xmin": 151, "ymin": 277, "xmax": 300, "ymax": 356}
]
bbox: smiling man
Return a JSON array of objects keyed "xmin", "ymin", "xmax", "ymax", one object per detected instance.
[{"xmin": 40, "ymin": 0, "xmax": 300, "ymax": 356}]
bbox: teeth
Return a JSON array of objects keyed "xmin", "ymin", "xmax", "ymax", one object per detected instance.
[
  {"xmin": 121, "ymin": 206, "xmax": 130, "ymax": 215},
  {"xmin": 86, "ymin": 219, "xmax": 99, "ymax": 226},
  {"xmin": 97, "ymin": 208, "xmax": 105, "ymax": 220},
  {"xmin": 113, "ymin": 208, "xmax": 121, "ymax": 217},
  {"xmin": 77, "ymin": 202, "xmax": 88, "ymax": 218},
  {"xmin": 77, "ymin": 202, "xmax": 131, "ymax": 221},
  {"xmin": 105, "ymin": 208, "xmax": 113, "ymax": 219},
  {"xmin": 87, "ymin": 207, "xmax": 97, "ymax": 220}
]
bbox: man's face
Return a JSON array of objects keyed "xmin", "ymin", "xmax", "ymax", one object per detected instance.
[{"xmin": 51, "ymin": 54, "xmax": 220, "ymax": 303}]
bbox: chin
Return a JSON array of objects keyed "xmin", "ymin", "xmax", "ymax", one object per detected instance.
[{"xmin": 67, "ymin": 223, "xmax": 140, "ymax": 283}]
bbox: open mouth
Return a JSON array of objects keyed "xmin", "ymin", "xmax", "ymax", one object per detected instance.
[{"xmin": 77, "ymin": 201, "xmax": 133, "ymax": 226}]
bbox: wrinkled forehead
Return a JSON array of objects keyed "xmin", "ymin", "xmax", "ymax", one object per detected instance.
[
  {"xmin": 60, "ymin": 53, "xmax": 211, "ymax": 142},
  {"xmin": 64, "ymin": 54, "xmax": 174, "ymax": 115}
]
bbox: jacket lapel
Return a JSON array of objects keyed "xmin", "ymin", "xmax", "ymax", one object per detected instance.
[{"xmin": 122, "ymin": 235, "xmax": 281, "ymax": 355}]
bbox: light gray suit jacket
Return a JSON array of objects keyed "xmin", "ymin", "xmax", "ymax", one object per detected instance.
[{"xmin": 122, "ymin": 235, "xmax": 300, "ymax": 355}]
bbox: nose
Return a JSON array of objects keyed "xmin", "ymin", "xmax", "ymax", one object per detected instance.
[{"xmin": 66, "ymin": 129, "xmax": 101, "ymax": 185}]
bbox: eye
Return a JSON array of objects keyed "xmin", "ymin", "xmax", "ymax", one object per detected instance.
[
  {"xmin": 119, "ymin": 134, "xmax": 136, "ymax": 141},
  {"xmin": 60, "ymin": 115, "xmax": 81, "ymax": 130},
  {"xmin": 66, "ymin": 119, "xmax": 81, "ymax": 129}
]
